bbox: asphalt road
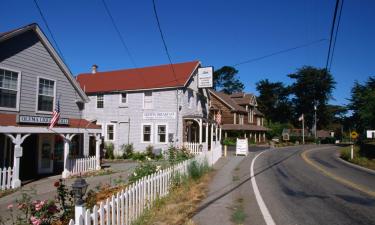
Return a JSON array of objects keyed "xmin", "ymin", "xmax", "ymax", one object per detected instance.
[{"xmin": 252, "ymin": 145, "xmax": 375, "ymax": 225}]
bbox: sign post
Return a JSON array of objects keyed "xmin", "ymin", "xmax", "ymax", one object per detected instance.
[{"xmin": 350, "ymin": 131, "xmax": 358, "ymax": 160}]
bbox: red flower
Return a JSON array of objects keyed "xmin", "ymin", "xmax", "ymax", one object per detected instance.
[{"xmin": 53, "ymin": 181, "xmax": 60, "ymax": 187}]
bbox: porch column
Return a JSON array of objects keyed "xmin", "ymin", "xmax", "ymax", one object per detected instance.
[
  {"xmin": 6, "ymin": 134, "xmax": 30, "ymax": 188},
  {"xmin": 225, "ymin": 131, "xmax": 227, "ymax": 139},
  {"xmin": 205, "ymin": 123, "xmax": 209, "ymax": 152},
  {"xmin": 95, "ymin": 134, "xmax": 102, "ymax": 170},
  {"xmin": 199, "ymin": 119, "xmax": 203, "ymax": 144},
  {"xmin": 263, "ymin": 132, "xmax": 266, "ymax": 142},
  {"xmin": 244, "ymin": 133, "xmax": 247, "ymax": 138},
  {"xmin": 215, "ymin": 124, "xmax": 218, "ymax": 144},
  {"xmin": 219, "ymin": 127, "xmax": 222, "ymax": 142},
  {"xmin": 259, "ymin": 132, "xmax": 261, "ymax": 143},
  {"xmin": 62, "ymin": 134, "xmax": 76, "ymax": 179},
  {"xmin": 254, "ymin": 133, "xmax": 257, "ymax": 143},
  {"xmin": 211, "ymin": 123, "xmax": 214, "ymax": 149}
]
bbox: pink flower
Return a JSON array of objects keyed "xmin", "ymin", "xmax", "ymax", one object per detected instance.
[
  {"xmin": 17, "ymin": 203, "xmax": 26, "ymax": 209},
  {"xmin": 7, "ymin": 204, "xmax": 13, "ymax": 209},
  {"xmin": 30, "ymin": 216, "xmax": 41, "ymax": 225}
]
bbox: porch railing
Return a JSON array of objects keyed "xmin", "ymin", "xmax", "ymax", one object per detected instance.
[
  {"xmin": 0, "ymin": 167, "xmax": 13, "ymax": 190},
  {"xmin": 67, "ymin": 156, "xmax": 97, "ymax": 176},
  {"xmin": 183, "ymin": 142, "xmax": 203, "ymax": 155}
]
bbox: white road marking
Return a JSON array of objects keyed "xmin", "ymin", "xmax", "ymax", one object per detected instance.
[{"xmin": 251, "ymin": 150, "xmax": 276, "ymax": 225}]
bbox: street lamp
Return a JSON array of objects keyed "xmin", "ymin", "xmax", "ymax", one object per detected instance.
[{"xmin": 72, "ymin": 177, "xmax": 88, "ymax": 222}]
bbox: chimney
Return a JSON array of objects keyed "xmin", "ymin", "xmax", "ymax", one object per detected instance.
[{"xmin": 91, "ymin": 64, "xmax": 98, "ymax": 74}]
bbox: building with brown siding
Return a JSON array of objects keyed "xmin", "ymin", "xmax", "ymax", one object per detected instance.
[{"xmin": 209, "ymin": 90, "xmax": 268, "ymax": 143}]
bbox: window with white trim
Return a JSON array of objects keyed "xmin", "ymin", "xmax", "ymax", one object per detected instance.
[
  {"xmin": 37, "ymin": 78, "xmax": 55, "ymax": 112},
  {"xmin": 107, "ymin": 124, "xmax": 114, "ymax": 141},
  {"xmin": 97, "ymin": 94, "xmax": 104, "ymax": 108},
  {"xmin": 121, "ymin": 93, "xmax": 127, "ymax": 104},
  {"xmin": 157, "ymin": 125, "xmax": 167, "ymax": 143},
  {"xmin": 144, "ymin": 91, "xmax": 153, "ymax": 109},
  {"xmin": 0, "ymin": 68, "xmax": 20, "ymax": 109},
  {"xmin": 143, "ymin": 124, "xmax": 152, "ymax": 142}
]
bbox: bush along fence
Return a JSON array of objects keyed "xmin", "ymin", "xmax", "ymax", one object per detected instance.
[
  {"xmin": 0, "ymin": 167, "xmax": 13, "ymax": 190},
  {"xmin": 69, "ymin": 143, "xmax": 222, "ymax": 225},
  {"xmin": 67, "ymin": 156, "xmax": 98, "ymax": 176}
]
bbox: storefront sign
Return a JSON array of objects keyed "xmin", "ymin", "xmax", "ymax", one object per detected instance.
[
  {"xmin": 143, "ymin": 112, "xmax": 176, "ymax": 120},
  {"xmin": 198, "ymin": 67, "xmax": 213, "ymax": 88},
  {"xmin": 18, "ymin": 115, "xmax": 69, "ymax": 125},
  {"xmin": 236, "ymin": 138, "xmax": 248, "ymax": 156}
]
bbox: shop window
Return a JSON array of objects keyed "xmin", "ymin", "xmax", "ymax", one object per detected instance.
[
  {"xmin": 97, "ymin": 94, "xmax": 104, "ymax": 108},
  {"xmin": 0, "ymin": 68, "xmax": 20, "ymax": 110},
  {"xmin": 37, "ymin": 78, "xmax": 55, "ymax": 112},
  {"xmin": 157, "ymin": 125, "xmax": 166, "ymax": 143},
  {"xmin": 143, "ymin": 124, "xmax": 152, "ymax": 142},
  {"xmin": 107, "ymin": 124, "xmax": 114, "ymax": 141}
]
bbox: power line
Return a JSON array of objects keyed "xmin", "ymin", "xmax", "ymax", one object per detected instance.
[
  {"xmin": 32, "ymin": 0, "xmax": 66, "ymax": 63},
  {"xmin": 325, "ymin": 0, "xmax": 341, "ymax": 71},
  {"xmin": 101, "ymin": 0, "xmax": 138, "ymax": 68},
  {"xmin": 152, "ymin": 0, "xmax": 178, "ymax": 82},
  {"xmin": 328, "ymin": 0, "xmax": 344, "ymax": 70},
  {"xmin": 232, "ymin": 38, "xmax": 327, "ymax": 67}
]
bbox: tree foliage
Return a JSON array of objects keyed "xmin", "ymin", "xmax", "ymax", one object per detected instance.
[
  {"xmin": 348, "ymin": 77, "xmax": 375, "ymax": 132},
  {"xmin": 213, "ymin": 66, "xmax": 244, "ymax": 94},
  {"xmin": 256, "ymin": 79, "xmax": 292, "ymax": 123},
  {"xmin": 288, "ymin": 66, "xmax": 336, "ymax": 129}
]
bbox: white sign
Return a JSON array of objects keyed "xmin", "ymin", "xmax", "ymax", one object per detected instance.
[
  {"xmin": 198, "ymin": 67, "xmax": 213, "ymax": 88},
  {"xmin": 367, "ymin": 130, "xmax": 375, "ymax": 139},
  {"xmin": 18, "ymin": 115, "xmax": 69, "ymax": 125},
  {"xmin": 236, "ymin": 138, "xmax": 248, "ymax": 156},
  {"xmin": 143, "ymin": 112, "xmax": 176, "ymax": 120}
]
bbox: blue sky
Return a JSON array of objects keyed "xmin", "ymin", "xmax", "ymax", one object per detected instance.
[{"xmin": 1, "ymin": 0, "xmax": 374, "ymax": 106}]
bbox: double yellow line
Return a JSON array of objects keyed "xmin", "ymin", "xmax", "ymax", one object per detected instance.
[{"xmin": 301, "ymin": 149, "xmax": 375, "ymax": 197}]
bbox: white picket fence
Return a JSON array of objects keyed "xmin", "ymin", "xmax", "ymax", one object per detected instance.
[
  {"xmin": 69, "ymin": 144, "xmax": 222, "ymax": 225},
  {"xmin": 0, "ymin": 167, "xmax": 13, "ymax": 190},
  {"xmin": 68, "ymin": 156, "xmax": 97, "ymax": 176}
]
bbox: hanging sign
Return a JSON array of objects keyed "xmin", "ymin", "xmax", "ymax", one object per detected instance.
[
  {"xmin": 236, "ymin": 138, "xmax": 248, "ymax": 156},
  {"xmin": 143, "ymin": 112, "xmax": 176, "ymax": 120},
  {"xmin": 18, "ymin": 115, "xmax": 69, "ymax": 125},
  {"xmin": 198, "ymin": 67, "xmax": 213, "ymax": 88}
]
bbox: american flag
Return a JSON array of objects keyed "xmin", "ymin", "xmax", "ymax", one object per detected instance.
[
  {"xmin": 216, "ymin": 111, "xmax": 222, "ymax": 125},
  {"xmin": 49, "ymin": 99, "xmax": 60, "ymax": 129}
]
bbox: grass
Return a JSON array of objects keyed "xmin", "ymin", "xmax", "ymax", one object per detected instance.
[
  {"xmin": 0, "ymin": 188, "xmax": 18, "ymax": 198},
  {"xmin": 132, "ymin": 171, "xmax": 214, "ymax": 225},
  {"xmin": 230, "ymin": 198, "xmax": 246, "ymax": 225},
  {"xmin": 340, "ymin": 146, "xmax": 375, "ymax": 170}
]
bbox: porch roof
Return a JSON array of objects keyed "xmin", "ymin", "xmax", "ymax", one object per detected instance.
[
  {"xmin": 221, "ymin": 124, "xmax": 269, "ymax": 131},
  {"xmin": 0, "ymin": 113, "xmax": 101, "ymax": 133}
]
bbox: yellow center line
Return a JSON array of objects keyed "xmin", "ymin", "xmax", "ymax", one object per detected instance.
[{"xmin": 301, "ymin": 148, "xmax": 375, "ymax": 198}]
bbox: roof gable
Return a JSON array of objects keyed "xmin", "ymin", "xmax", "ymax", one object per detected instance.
[
  {"xmin": 0, "ymin": 23, "xmax": 89, "ymax": 102},
  {"xmin": 209, "ymin": 90, "xmax": 247, "ymax": 113},
  {"xmin": 76, "ymin": 61, "xmax": 200, "ymax": 93}
]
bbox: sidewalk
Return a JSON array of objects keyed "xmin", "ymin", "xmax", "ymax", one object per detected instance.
[{"xmin": 0, "ymin": 161, "xmax": 138, "ymax": 219}]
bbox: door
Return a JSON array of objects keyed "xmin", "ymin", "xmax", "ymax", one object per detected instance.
[{"xmin": 38, "ymin": 134, "xmax": 54, "ymax": 174}]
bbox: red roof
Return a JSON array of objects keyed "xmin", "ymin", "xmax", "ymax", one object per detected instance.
[
  {"xmin": 76, "ymin": 61, "xmax": 200, "ymax": 93},
  {"xmin": 0, "ymin": 113, "xmax": 100, "ymax": 129}
]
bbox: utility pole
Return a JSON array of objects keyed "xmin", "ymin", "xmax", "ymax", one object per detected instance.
[{"xmin": 314, "ymin": 104, "xmax": 317, "ymax": 141}]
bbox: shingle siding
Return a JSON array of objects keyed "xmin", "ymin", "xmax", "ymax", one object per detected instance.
[{"xmin": 0, "ymin": 31, "xmax": 83, "ymax": 118}]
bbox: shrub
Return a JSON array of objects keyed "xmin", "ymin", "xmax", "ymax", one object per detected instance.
[
  {"xmin": 321, "ymin": 137, "xmax": 335, "ymax": 144},
  {"xmin": 146, "ymin": 145, "xmax": 155, "ymax": 159},
  {"xmin": 104, "ymin": 142, "xmax": 114, "ymax": 159},
  {"xmin": 121, "ymin": 143, "xmax": 134, "ymax": 159},
  {"xmin": 188, "ymin": 159, "xmax": 209, "ymax": 181},
  {"xmin": 131, "ymin": 152, "xmax": 147, "ymax": 161},
  {"xmin": 129, "ymin": 162, "xmax": 162, "ymax": 184},
  {"xmin": 222, "ymin": 138, "xmax": 236, "ymax": 146}
]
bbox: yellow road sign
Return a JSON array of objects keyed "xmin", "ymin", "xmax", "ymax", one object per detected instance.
[{"xmin": 351, "ymin": 131, "xmax": 359, "ymax": 139}]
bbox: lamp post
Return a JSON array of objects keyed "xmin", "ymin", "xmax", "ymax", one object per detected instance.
[{"xmin": 72, "ymin": 177, "xmax": 89, "ymax": 222}]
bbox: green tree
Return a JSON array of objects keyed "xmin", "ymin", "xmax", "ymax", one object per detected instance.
[
  {"xmin": 348, "ymin": 77, "xmax": 375, "ymax": 133},
  {"xmin": 288, "ymin": 66, "xmax": 336, "ymax": 129},
  {"xmin": 213, "ymin": 66, "xmax": 244, "ymax": 94},
  {"xmin": 256, "ymin": 79, "xmax": 292, "ymax": 124}
]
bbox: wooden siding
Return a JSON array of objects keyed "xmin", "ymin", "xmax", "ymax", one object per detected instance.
[{"xmin": 0, "ymin": 31, "xmax": 83, "ymax": 118}]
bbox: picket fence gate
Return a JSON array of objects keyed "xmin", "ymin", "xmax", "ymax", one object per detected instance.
[
  {"xmin": 183, "ymin": 142, "xmax": 203, "ymax": 155},
  {"xmin": 0, "ymin": 167, "xmax": 13, "ymax": 190},
  {"xmin": 68, "ymin": 156, "xmax": 97, "ymax": 176},
  {"xmin": 70, "ymin": 144, "xmax": 222, "ymax": 225}
]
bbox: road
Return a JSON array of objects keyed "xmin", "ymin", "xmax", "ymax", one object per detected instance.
[{"xmin": 193, "ymin": 145, "xmax": 375, "ymax": 225}]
